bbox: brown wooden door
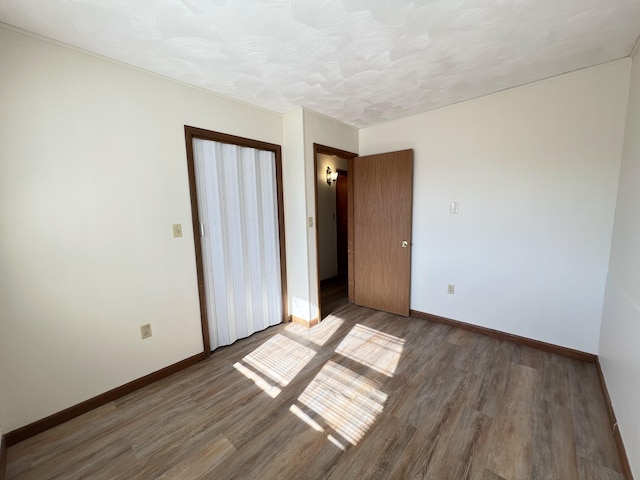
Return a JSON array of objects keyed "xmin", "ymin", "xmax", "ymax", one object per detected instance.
[{"xmin": 350, "ymin": 150, "xmax": 413, "ymax": 316}]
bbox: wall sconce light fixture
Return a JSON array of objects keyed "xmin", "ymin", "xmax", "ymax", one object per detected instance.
[{"xmin": 326, "ymin": 166, "xmax": 339, "ymax": 185}]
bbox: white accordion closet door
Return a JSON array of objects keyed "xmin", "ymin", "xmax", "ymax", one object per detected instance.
[{"xmin": 192, "ymin": 138, "xmax": 283, "ymax": 350}]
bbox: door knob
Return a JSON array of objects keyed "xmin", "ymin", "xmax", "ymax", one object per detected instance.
[{"xmin": 402, "ymin": 240, "xmax": 408, "ymax": 248}]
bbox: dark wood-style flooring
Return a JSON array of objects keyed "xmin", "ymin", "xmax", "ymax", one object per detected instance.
[
  {"xmin": 7, "ymin": 290, "xmax": 623, "ymax": 479},
  {"xmin": 320, "ymin": 274, "xmax": 348, "ymax": 321}
]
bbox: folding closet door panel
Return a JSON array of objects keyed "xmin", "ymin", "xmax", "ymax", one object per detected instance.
[{"xmin": 193, "ymin": 138, "xmax": 282, "ymax": 350}]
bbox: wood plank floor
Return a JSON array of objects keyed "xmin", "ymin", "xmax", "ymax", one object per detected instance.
[
  {"xmin": 7, "ymin": 301, "xmax": 623, "ymax": 479},
  {"xmin": 320, "ymin": 274, "xmax": 348, "ymax": 321}
]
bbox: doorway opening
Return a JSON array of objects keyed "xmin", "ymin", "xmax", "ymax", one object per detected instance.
[{"xmin": 313, "ymin": 144, "xmax": 357, "ymax": 321}]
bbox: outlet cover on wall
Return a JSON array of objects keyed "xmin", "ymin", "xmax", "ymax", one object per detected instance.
[
  {"xmin": 140, "ymin": 323, "xmax": 152, "ymax": 339},
  {"xmin": 172, "ymin": 223, "xmax": 183, "ymax": 237},
  {"xmin": 447, "ymin": 284, "xmax": 455, "ymax": 295}
]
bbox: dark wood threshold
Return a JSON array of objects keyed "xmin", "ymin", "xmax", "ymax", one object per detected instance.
[
  {"xmin": 410, "ymin": 310, "xmax": 597, "ymax": 363},
  {"xmin": 0, "ymin": 435, "xmax": 7, "ymax": 480},
  {"xmin": 4, "ymin": 352, "xmax": 206, "ymax": 447},
  {"xmin": 595, "ymin": 358, "xmax": 634, "ymax": 480}
]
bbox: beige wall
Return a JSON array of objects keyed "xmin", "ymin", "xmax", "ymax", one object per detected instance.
[
  {"xmin": 0, "ymin": 26, "xmax": 283, "ymax": 432},
  {"xmin": 282, "ymin": 109, "xmax": 311, "ymax": 321},
  {"xmin": 359, "ymin": 60, "xmax": 630, "ymax": 353},
  {"xmin": 599, "ymin": 46, "xmax": 640, "ymax": 477}
]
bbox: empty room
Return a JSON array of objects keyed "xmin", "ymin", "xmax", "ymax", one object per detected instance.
[{"xmin": 1, "ymin": 1, "xmax": 639, "ymax": 479}]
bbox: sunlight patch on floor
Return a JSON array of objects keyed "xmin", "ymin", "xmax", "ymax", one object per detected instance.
[
  {"xmin": 289, "ymin": 404, "xmax": 324, "ymax": 432},
  {"xmin": 335, "ymin": 323, "xmax": 405, "ymax": 377},
  {"xmin": 327, "ymin": 434, "xmax": 346, "ymax": 451},
  {"xmin": 298, "ymin": 360, "xmax": 387, "ymax": 445},
  {"xmin": 233, "ymin": 362, "xmax": 282, "ymax": 398},
  {"xmin": 286, "ymin": 316, "xmax": 344, "ymax": 346},
  {"xmin": 243, "ymin": 333, "xmax": 316, "ymax": 386},
  {"xmin": 234, "ymin": 333, "xmax": 316, "ymax": 397}
]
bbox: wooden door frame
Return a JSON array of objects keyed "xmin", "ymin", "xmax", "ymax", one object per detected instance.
[
  {"xmin": 184, "ymin": 126, "xmax": 288, "ymax": 356},
  {"xmin": 312, "ymin": 143, "xmax": 357, "ymax": 322}
]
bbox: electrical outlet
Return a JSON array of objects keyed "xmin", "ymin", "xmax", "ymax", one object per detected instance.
[
  {"xmin": 308, "ymin": 217, "xmax": 314, "ymax": 228},
  {"xmin": 172, "ymin": 223, "xmax": 183, "ymax": 238},
  {"xmin": 140, "ymin": 323, "xmax": 152, "ymax": 339},
  {"xmin": 449, "ymin": 202, "xmax": 459, "ymax": 214},
  {"xmin": 447, "ymin": 284, "xmax": 455, "ymax": 295}
]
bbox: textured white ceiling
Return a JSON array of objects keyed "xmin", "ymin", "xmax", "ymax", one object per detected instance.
[{"xmin": 1, "ymin": 0, "xmax": 640, "ymax": 127}]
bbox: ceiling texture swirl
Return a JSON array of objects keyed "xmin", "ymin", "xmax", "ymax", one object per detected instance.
[{"xmin": 2, "ymin": 0, "xmax": 640, "ymax": 127}]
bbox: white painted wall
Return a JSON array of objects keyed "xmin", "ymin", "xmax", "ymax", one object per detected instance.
[
  {"xmin": 0, "ymin": 27, "xmax": 283, "ymax": 433},
  {"xmin": 359, "ymin": 60, "xmax": 630, "ymax": 353},
  {"xmin": 279, "ymin": 110, "xmax": 357, "ymax": 324},
  {"xmin": 599, "ymin": 47, "xmax": 640, "ymax": 476},
  {"xmin": 303, "ymin": 110, "xmax": 358, "ymax": 321},
  {"xmin": 282, "ymin": 109, "xmax": 312, "ymax": 322},
  {"xmin": 317, "ymin": 153, "xmax": 348, "ymax": 281}
]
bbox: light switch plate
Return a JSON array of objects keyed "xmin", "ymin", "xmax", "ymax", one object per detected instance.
[
  {"xmin": 140, "ymin": 323, "xmax": 152, "ymax": 339},
  {"xmin": 172, "ymin": 223, "xmax": 183, "ymax": 237}
]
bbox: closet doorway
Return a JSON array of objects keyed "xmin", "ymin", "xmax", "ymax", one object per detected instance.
[{"xmin": 185, "ymin": 126, "xmax": 288, "ymax": 355}]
